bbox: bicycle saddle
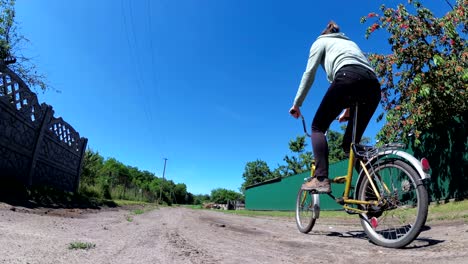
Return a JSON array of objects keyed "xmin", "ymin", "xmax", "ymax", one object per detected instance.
[{"xmin": 353, "ymin": 144, "xmax": 376, "ymax": 160}]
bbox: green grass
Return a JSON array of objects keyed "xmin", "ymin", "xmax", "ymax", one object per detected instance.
[
  {"xmin": 113, "ymin": 199, "xmax": 154, "ymax": 206},
  {"xmin": 222, "ymin": 208, "xmax": 356, "ymax": 220},
  {"xmin": 209, "ymin": 199, "xmax": 468, "ymax": 223},
  {"xmin": 118, "ymin": 202, "xmax": 158, "ymax": 222},
  {"xmin": 427, "ymin": 199, "xmax": 468, "ymax": 222},
  {"xmin": 182, "ymin": 204, "xmax": 204, "ymax": 210},
  {"xmin": 68, "ymin": 242, "xmax": 96, "ymax": 250},
  {"xmin": 132, "ymin": 209, "xmax": 145, "ymax": 215}
]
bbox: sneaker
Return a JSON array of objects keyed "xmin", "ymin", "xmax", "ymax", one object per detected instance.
[{"xmin": 301, "ymin": 177, "xmax": 331, "ymax": 193}]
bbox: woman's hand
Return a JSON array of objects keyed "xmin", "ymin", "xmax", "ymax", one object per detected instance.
[{"xmin": 289, "ymin": 105, "xmax": 301, "ymax": 119}]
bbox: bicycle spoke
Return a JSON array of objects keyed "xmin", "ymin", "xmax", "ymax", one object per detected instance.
[
  {"xmin": 357, "ymin": 159, "xmax": 428, "ymax": 248},
  {"xmin": 295, "ymin": 189, "xmax": 318, "ymax": 233}
]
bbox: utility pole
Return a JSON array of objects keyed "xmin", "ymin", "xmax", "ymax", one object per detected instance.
[
  {"xmin": 159, "ymin": 158, "xmax": 168, "ymax": 204},
  {"xmin": 161, "ymin": 158, "xmax": 177, "ymax": 204},
  {"xmin": 162, "ymin": 158, "xmax": 168, "ymax": 179}
]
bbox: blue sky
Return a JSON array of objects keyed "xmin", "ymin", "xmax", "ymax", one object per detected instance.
[{"xmin": 14, "ymin": 0, "xmax": 451, "ymax": 195}]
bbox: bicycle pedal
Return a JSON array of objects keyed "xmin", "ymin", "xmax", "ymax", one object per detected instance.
[{"xmin": 332, "ymin": 176, "xmax": 347, "ymax": 184}]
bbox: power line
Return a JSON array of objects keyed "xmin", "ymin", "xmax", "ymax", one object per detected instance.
[
  {"xmin": 145, "ymin": 0, "xmax": 168, "ymax": 161},
  {"xmin": 120, "ymin": 0, "xmax": 152, "ymax": 124},
  {"xmin": 121, "ymin": 0, "xmax": 169, "ymax": 184}
]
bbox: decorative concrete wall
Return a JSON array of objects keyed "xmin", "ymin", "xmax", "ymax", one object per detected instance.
[{"xmin": 0, "ymin": 63, "xmax": 87, "ymax": 192}]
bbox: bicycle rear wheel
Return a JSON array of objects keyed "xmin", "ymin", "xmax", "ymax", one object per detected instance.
[
  {"xmin": 356, "ymin": 159, "xmax": 428, "ymax": 248},
  {"xmin": 295, "ymin": 189, "xmax": 319, "ymax": 233}
]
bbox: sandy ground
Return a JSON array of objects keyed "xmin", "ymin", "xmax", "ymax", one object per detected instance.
[{"xmin": 1, "ymin": 203, "xmax": 467, "ymax": 264}]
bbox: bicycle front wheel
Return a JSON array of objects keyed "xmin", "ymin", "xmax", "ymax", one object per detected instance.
[
  {"xmin": 295, "ymin": 189, "xmax": 319, "ymax": 233},
  {"xmin": 356, "ymin": 159, "xmax": 428, "ymax": 248}
]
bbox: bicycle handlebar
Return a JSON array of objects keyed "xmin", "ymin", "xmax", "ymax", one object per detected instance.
[
  {"xmin": 296, "ymin": 114, "xmax": 337, "ymax": 138},
  {"xmin": 290, "ymin": 109, "xmax": 311, "ymax": 137}
]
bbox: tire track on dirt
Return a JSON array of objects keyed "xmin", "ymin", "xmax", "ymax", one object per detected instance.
[
  {"xmin": 164, "ymin": 230, "xmax": 218, "ymax": 264},
  {"xmin": 1, "ymin": 203, "xmax": 467, "ymax": 264},
  {"xmin": 157, "ymin": 207, "xmax": 219, "ymax": 264}
]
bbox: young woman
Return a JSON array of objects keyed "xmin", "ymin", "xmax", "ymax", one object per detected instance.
[{"xmin": 289, "ymin": 21, "xmax": 381, "ymax": 193}]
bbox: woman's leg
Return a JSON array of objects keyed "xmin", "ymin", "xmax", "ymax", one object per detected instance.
[
  {"xmin": 341, "ymin": 78, "xmax": 381, "ymax": 151},
  {"xmin": 302, "ymin": 67, "xmax": 381, "ymax": 192},
  {"xmin": 302, "ymin": 81, "xmax": 346, "ymax": 193},
  {"xmin": 311, "ymin": 72, "xmax": 353, "ymax": 178}
]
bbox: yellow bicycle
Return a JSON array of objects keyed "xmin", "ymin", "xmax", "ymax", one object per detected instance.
[{"xmin": 295, "ymin": 103, "xmax": 431, "ymax": 248}]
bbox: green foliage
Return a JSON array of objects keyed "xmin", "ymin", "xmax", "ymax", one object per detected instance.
[
  {"xmin": 361, "ymin": 0, "xmax": 467, "ymax": 144},
  {"xmin": 210, "ymin": 188, "xmax": 243, "ymax": 204},
  {"xmin": 81, "ymin": 149, "xmax": 104, "ymax": 185},
  {"xmin": 132, "ymin": 209, "xmax": 144, "ymax": 215},
  {"xmin": 0, "ymin": 0, "xmax": 14, "ymax": 59},
  {"xmin": 193, "ymin": 194, "xmax": 210, "ymax": 205},
  {"xmin": 327, "ymin": 129, "xmax": 348, "ymax": 164},
  {"xmin": 282, "ymin": 136, "xmax": 313, "ymax": 176},
  {"xmin": 78, "ymin": 184, "xmax": 102, "ymax": 199},
  {"xmin": 0, "ymin": 0, "xmax": 47, "ymax": 91},
  {"xmin": 240, "ymin": 127, "xmax": 369, "ymax": 188},
  {"xmin": 80, "ymin": 148, "xmax": 196, "ymax": 205},
  {"xmin": 271, "ymin": 165, "xmax": 289, "ymax": 179},
  {"xmin": 328, "ymin": 125, "xmax": 371, "ymax": 163},
  {"xmin": 288, "ymin": 135, "xmax": 306, "ymax": 153},
  {"xmin": 240, "ymin": 160, "xmax": 274, "ymax": 192}
]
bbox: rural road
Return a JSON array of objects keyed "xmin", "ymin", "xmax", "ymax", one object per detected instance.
[{"xmin": 1, "ymin": 203, "xmax": 467, "ymax": 264}]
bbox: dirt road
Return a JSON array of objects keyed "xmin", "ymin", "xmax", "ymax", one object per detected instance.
[{"xmin": 1, "ymin": 203, "xmax": 467, "ymax": 264}]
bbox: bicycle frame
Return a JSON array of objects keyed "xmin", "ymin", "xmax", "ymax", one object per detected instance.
[
  {"xmin": 341, "ymin": 148, "xmax": 380, "ymax": 210},
  {"xmin": 301, "ymin": 105, "xmax": 381, "ymax": 214},
  {"xmin": 308, "ymin": 144, "xmax": 380, "ymax": 214}
]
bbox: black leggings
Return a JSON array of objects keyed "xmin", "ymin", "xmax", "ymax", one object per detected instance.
[{"xmin": 311, "ymin": 65, "xmax": 381, "ymax": 178}]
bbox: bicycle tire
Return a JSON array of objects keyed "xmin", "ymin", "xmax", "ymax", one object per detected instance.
[
  {"xmin": 295, "ymin": 189, "xmax": 319, "ymax": 233},
  {"xmin": 356, "ymin": 159, "xmax": 428, "ymax": 248}
]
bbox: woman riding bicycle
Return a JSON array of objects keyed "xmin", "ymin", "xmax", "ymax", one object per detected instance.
[{"xmin": 289, "ymin": 21, "xmax": 381, "ymax": 193}]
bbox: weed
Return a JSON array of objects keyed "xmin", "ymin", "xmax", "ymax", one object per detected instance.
[
  {"xmin": 132, "ymin": 209, "xmax": 144, "ymax": 215},
  {"xmin": 68, "ymin": 242, "xmax": 95, "ymax": 250}
]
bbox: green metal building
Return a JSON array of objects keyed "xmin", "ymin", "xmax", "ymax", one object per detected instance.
[
  {"xmin": 245, "ymin": 159, "xmax": 358, "ymax": 211},
  {"xmin": 246, "ymin": 134, "xmax": 467, "ymax": 210},
  {"xmin": 245, "ymin": 116, "xmax": 467, "ymax": 211}
]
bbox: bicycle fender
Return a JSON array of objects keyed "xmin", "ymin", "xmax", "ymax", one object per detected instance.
[
  {"xmin": 369, "ymin": 149, "xmax": 431, "ymax": 180},
  {"xmin": 354, "ymin": 150, "xmax": 430, "ymax": 201},
  {"xmin": 309, "ymin": 193, "xmax": 320, "ymax": 219}
]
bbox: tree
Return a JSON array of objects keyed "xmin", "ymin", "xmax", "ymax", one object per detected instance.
[
  {"xmin": 271, "ymin": 164, "xmax": 289, "ymax": 178},
  {"xmin": 0, "ymin": 0, "xmax": 47, "ymax": 91},
  {"xmin": 81, "ymin": 149, "xmax": 104, "ymax": 185},
  {"xmin": 79, "ymin": 149, "xmax": 198, "ymax": 204},
  {"xmin": 239, "ymin": 129, "xmax": 371, "ymax": 191},
  {"xmin": 173, "ymin": 183, "xmax": 188, "ymax": 204},
  {"xmin": 283, "ymin": 136, "xmax": 313, "ymax": 176},
  {"xmin": 210, "ymin": 188, "xmax": 243, "ymax": 204},
  {"xmin": 328, "ymin": 125, "xmax": 371, "ymax": 163},
  {"xmin": 240, "ymin": 160, "xmax": 273, "ymax": 192},
  {"xmin": 327, "ymin": 129, "xmax": 348, "ymax": 164},
  {"xmin": 193, "ymin": 194, "xmax": 210, "ymax": 205},
  {"xmin": 361, "ymin": 0, "xmax": 467, "ymax": 144}
]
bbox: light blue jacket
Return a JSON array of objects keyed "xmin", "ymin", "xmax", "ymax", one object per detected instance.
[{"xmin": 293, "ymin": 33, "xmax": 374, "ymax": 107}]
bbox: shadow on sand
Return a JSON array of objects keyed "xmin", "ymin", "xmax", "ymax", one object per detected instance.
[{"xmin": 319, "ymin": 225, "xmax": 445, "ymax": 249}]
